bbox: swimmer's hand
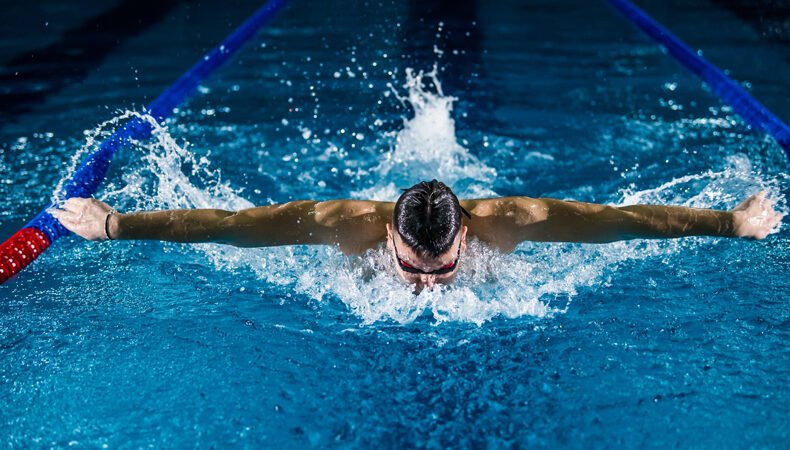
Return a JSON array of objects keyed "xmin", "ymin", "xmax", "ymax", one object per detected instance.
[
  {"xmin": 49, "ymin": 197, "xmax": 116, "ymax": 241},
  {"xmin": 731, "ymin": 191, "xmax": 784, "ymax": 239}
]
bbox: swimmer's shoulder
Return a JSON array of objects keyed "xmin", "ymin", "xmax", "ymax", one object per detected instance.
[
  {"xmin": 314, "ymin": 199, "xmax": 394, "ymax": 224},
  {"xmin": 460, "ymin": 197, "xmax": 544, "ymax": 224},
  {"xmin": 314, "ymin": 199, "xmax": 394, "ymax": 255},
  {"xmin": 460, "ymin": 197, "xmax": 545, "ymax": 252}
]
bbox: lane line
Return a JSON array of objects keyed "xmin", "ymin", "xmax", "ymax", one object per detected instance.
[{"xmin": 609, "ymin": 0, "xmax": 790, "ymax": 158}]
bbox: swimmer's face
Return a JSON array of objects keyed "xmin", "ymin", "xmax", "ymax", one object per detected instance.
[{"xmin": 386, "ymin": 223, "xmax": 467, "ymax": 293}]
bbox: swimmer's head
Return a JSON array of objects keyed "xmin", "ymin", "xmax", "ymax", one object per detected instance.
[{"xmin": 386, "ymin": 180, "xmax": 470, "ymax": 292}]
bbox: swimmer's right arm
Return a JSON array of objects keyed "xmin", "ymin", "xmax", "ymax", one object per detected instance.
[{"xmin": 50, "ymin": 197, "xmax": 392, "ymax": 253}]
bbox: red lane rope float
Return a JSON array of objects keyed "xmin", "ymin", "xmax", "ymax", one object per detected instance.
[
  {"xmin": 0, "ymin": 228, "xmax": 51, "ymax": 283},
  {"xmin": 0, "ymin": 0, "xmax": 288, "ymax": 285}
]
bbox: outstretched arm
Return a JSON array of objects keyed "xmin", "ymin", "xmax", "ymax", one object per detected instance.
[
  {"xmin": 50, "ymin": 198, "xmax": 392, "ymax": 254},
  {"xmin": 462, "ymin": 191, "xmax": 784, "ymax": 252}
]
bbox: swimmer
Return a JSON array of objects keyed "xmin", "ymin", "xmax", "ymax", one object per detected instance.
[{"xmin": 50, "ymin": 180, "xmax": 783, "ymax": 292}]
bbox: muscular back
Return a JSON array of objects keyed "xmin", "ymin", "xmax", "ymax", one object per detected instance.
[{"xmin": 313, "ymin": 200, "xmax": 393, "ymax": 254}]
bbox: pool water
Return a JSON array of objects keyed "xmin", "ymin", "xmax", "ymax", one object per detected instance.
[{"xmin": 1, "ymin": 0, "xmax": 788, "ymax": 447}]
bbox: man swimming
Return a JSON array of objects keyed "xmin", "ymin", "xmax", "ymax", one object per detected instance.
[{"xmin": 50, "ymin": 180, "xmax": 782, "ymax": 292}]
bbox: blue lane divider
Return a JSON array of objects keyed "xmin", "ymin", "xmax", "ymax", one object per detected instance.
[
  {"xmin": 0, "ymin": 0, "xmax": 288, "ymax": 284},
  {"xmin": 608, "ymin": 0, "xmax": 790, "ymax": 159},
  {"xmin": 29, "ymin": 0, "xmax": 289, "ymax": 241}
]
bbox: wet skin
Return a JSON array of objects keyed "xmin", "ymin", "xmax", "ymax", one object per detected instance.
[{"xmin": 50, "ymin": 192, "xmax": 784, "ymax": 291}]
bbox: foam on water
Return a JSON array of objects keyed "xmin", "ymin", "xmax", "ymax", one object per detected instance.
[
  {"xmin": 618, "ymin": 154, "xmax": 787, "ymax": 214},
  {"xmin": 59, "ymin": 70, "xmax": 784, "ymax": 325},
  {"xmin": 51, "ymin": 111, "xmax": 137, "ymax": 205},
  {"xmin": 354, "ymin": 66, "xmax": 497, "ymax": 201}
]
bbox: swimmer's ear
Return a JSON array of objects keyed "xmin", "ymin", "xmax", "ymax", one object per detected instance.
[
  {"xmin": 386, "ymin": 223, "xmax": 394, "ymax": 247},
  {"xmin": 460, "ymin": 225, "xmax": 468, "ymax": 251}
]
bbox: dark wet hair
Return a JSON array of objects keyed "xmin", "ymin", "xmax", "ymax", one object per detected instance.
[{"xmin": 393, "ymin": 180, "xmax": 471, "ymax": 258}]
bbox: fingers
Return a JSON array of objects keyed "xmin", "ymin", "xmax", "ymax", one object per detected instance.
[
  {"xmin": 734, "ymin": 191, "xmax": 763, "ymax": 212},
  {"xmin": 62, "ymin": 197, "xmax": 92, "ymax": 213},
  {"xmin": 49, "ymin": 207, "xmax": 81, "ymax": 223},
  {"xmin": 48, "ymin": 208, "xmax": 66, "ymax": 221},
  {"xmin": 49, "ymin": 197, "xmax": 98, "ymax": 227},
  {"xmin": 740, "ymin": 190, "xmax": 779, "ymax": 215},
  {"xmin": 754, "ymin": 212, "xmax": 784, "ymax": 239},
  {"xmin": 48, "ymin": 208, "xmax": 80, "ymax": 231},
  {"xmin": 57, "ymin": 197, "xmax": 113, "ymax": 217}
]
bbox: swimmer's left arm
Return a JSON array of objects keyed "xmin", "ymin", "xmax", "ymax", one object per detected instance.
[{"xmin": 463, "ymin": 191, "xmax": 783, "ymax": 250}]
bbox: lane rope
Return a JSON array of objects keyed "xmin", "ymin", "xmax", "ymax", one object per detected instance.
[
  {"xmin": 608, "ymin": 0, "xmax": 790, "ymax": 158},
  {"xmin": 0, "ymin": 0, "xmax": 288, "ymax": 284}
]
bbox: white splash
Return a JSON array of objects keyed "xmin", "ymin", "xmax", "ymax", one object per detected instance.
[
  {"xmin": 52, "ymin": 111, "xmax": 138, "ymax": 205},
  {"xmin": 617, "ymin": 154, "xmax": 786, "ymax": 212},
  {"xmin": 63, "ymin": 71, "xmax": 784, "ymax": 326},
  {"xmin": 354, "ymin": 65, "xmax": 496, "ymax": 201}
]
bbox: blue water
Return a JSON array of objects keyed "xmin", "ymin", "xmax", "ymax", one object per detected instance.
[{"xmin": 2, "ymin": 0, "xmax": 789, "ymax": 447}]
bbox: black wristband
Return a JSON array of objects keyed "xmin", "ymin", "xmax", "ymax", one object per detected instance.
[{"xmin": 105, "ymin": 211, "xmax": 117, "ymax": 240}]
